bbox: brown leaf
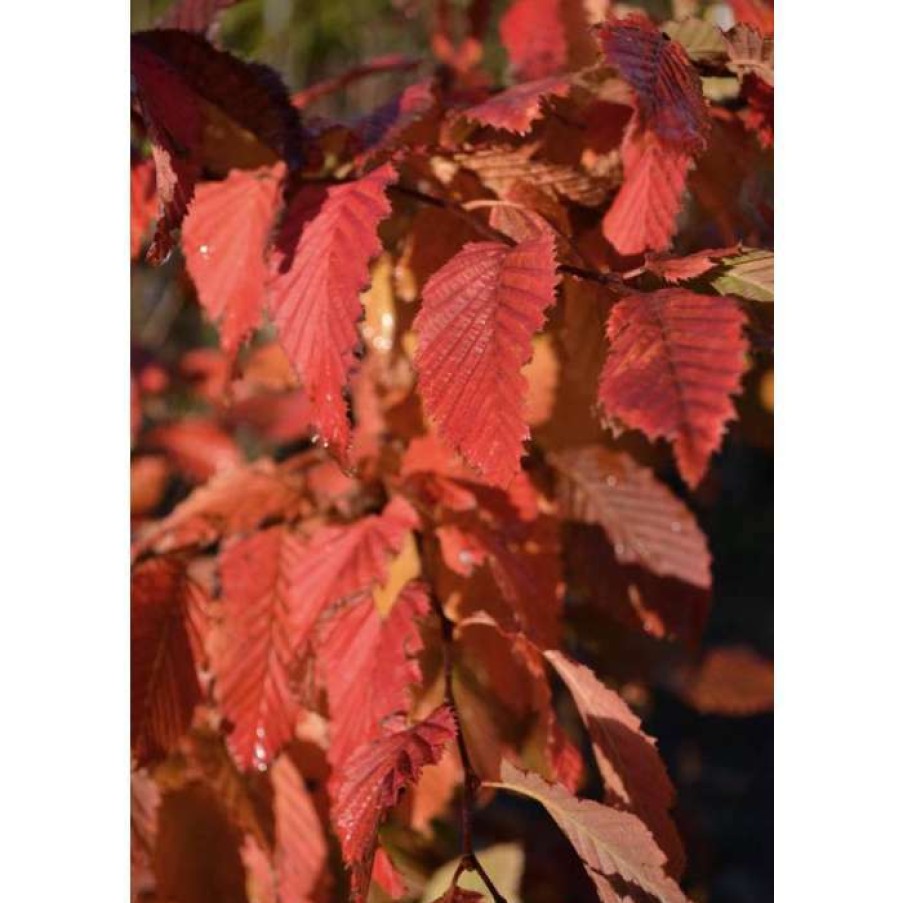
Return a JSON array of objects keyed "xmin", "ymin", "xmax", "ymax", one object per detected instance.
[{"xmin": 550, "ymin": 444, "xmax": 711, "ymax": 587}]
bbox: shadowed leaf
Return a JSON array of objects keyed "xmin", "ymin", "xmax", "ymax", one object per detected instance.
[
  {"xmin": 132, "ymin": 557, "xmax": 205, "ymax": 763},
  {"xmin": 594, "ymin": 15, "xmax": 709, "ymax": 154},
  {"xmin": 491, "ymin": 763, "xmax": 687, "ymax": 903},
  {"xmin": 550, "ymin": 445, "xmax": 711, "ymax": 587},
  {"xmin": 545, "ymin": 651, "xmax": 684, "ymax": 877}
]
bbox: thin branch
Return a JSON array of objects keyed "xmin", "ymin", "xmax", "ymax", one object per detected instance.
[
  {"xmin": 292, "ymin": 54, "xmax": 421, "ymax": 109},
  {"xmin": 558, "ymin": 263, "xmax": 625, "ymax": 288},
  {"xmin": 391, "ymin": 183, "xmax": 627, "ymax": 294},
  {"xmin": 389, "ymin": 183, "xmax": 509, "ymax": 244},
  {"xmin": 415, "ymin": 537, "xmax": 509, "ymax": 903}
]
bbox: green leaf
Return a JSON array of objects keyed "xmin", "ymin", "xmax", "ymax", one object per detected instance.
[
  {"xmin": 712, "ymin": 249, "xmax": 774, "ymax": 303},
  {"xmin": 419, "ymin": 844, "xmax": 524, "ymax": 903},
  {"xmin": 663, "ymin": 18, "xmax": 728, "ymax": 63}
]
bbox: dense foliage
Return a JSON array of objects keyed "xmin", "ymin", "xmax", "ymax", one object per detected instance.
[{"xmin": 130, "ymin": 1, "xmax": 774, "ymax": 901}]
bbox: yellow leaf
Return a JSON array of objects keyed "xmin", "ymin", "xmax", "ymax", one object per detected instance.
[{"xmin": 373, "ymin": 532, "xmax": 421, "ymax": 617}]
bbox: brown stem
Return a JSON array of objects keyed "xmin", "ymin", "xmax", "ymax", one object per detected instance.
[
  {"xmin": 417, "ymin": 548, "xmax": 509, "ymax": 903},
  {"xmin": 558, "ymin": 263, "xmax": 625, "ymax": 289},
  {"xmin": 292, "ymin": 54, "xmax": 421, "ymax": 108},
  {"xmin": 390, "ymin": 183, "xmax": 626, "ymax": 293},
  {"xmin": 389, "ymin": 182, "xmax": 509, "ymax": 244}
]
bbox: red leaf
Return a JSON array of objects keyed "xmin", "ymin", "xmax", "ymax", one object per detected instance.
[
  {"xmin": 182, "ymin": 166, "xmax": 282, "ymax": 354},
  {"xmin": 213, "ymin": 498, "xmax": 418, "ymax": 769},
  {"xmin": 287, "ymin": 495, "xmax": 418, "ymax": 624},
  {"xmin": 596, "ymin": 289, "xmax": 748, "ymax": 487},
  {"xmin": 132, "ymin": 30, "xmax": 303, "ymax": 164},
  {"xmin": 317, "ymin": 583, "xmax": 429, "ymax": 769},
  {"xmin": 644, "ymin": 246, "xmax": 739, "ymax": 283},
  {"xmin": 545, "ymin": 651, "xmax": 685, "ymax": 878},
  {"xmin": 145, "ymin": 417, "xmax": 242, "ymax": 482},
  {"xmin": 131, "ymin": 40, "xmax": 202, "ymax": 263},
  {"xmin": 413, "ymin": 234, "xmax": 559, "ymax": 486},
  {"xmin": 136, "ymin": 457, "xmax": 307, "ymax": 555},
  {"xmin": 439, "ymin": 511, "xmax": 563, "ymax": 647},
  {"xmin": 548, "ymin": 718, "xmax": 584, "ymax": 793},
  {"xmin": 594, "ymin": 15, "xmax": 709, "ymax": 155},
  {"xmin": 550, "ymin": 445, "xmax": 711, "ymax": 588},
  {"xmin": 131, "ymin": 557, "xmax": 204, "ymax": 763},
  {"xmin": 131, "ymin": 29, "xmax": 303, "ymax": 261},
  {"xmin": 603, "ymin": 125, "xmax": 691, "ymax": 256},
  {"xmin": 332, "ymin": 706, "xmax": 457, "ymax": 899},
  {"xmin": 727, "ymin": 0, "xmax": 774, "ymax": 35},
  {"xmin": 270, "ymin": 163, "xmax": 397, "ymax": 457},
  {"xmin": 564, "ymin": 524, "xmax": 711, "ymax": 647},
  {"xmin": 462, "ymin": 74, "xmax": 572, "ymax": 134},
  {"xmin": 131, "ymin": 157, "xmax": 157, "ymax": 260},
  {"xmin": 489, "ymin": 181, "xmax": 572, "ymax": 243},
  {"xmin": 213, "ymin": 526, "xmax": 309, "ymax": 770},
  {"xmin": 499, "ymin": 0, "xmax": 567, "ymax": 81},
  {"xmin": 132, "ymin": 455, "xmax": 171, "ymax": 519},
  {"xmin": 372, "ymin": 847, "xmax": 408, "ymax": 899},
  {"xmin": 271, "ymin": 754, "xmax": 328, "ymax": 903},
  {"xmin": 353, "ymin": 81, "xmax": 436, "ymax": 160},
  {"xmin": 739, "ymin": 73, "xmax": 774, "ymax": 149},
  {"xmin": 402, "ymin": 448, "xmax": 562, "ymax": 645},
  {"xmin": 240, "ymin": 837, "xmax": 277, "ymax": 903},
  {"xmin": 131, "ymin": 769, "xmax": 161, "ymax": 899},
  {"xmin": 493, "ymin": 762, "xmax": 687, "ymax": 903}
]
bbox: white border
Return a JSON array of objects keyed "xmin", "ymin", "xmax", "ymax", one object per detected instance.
[
  {"xmin": 777, "ymin": 1, "xmax": 903, "ymax": 900},
  {"xmin": 0, "ymin": 2, "xmax": 128, "ymax": 900},
  {"xmin": 0, "ymin": 2, "xmax": 900, "ymax": 901}
]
